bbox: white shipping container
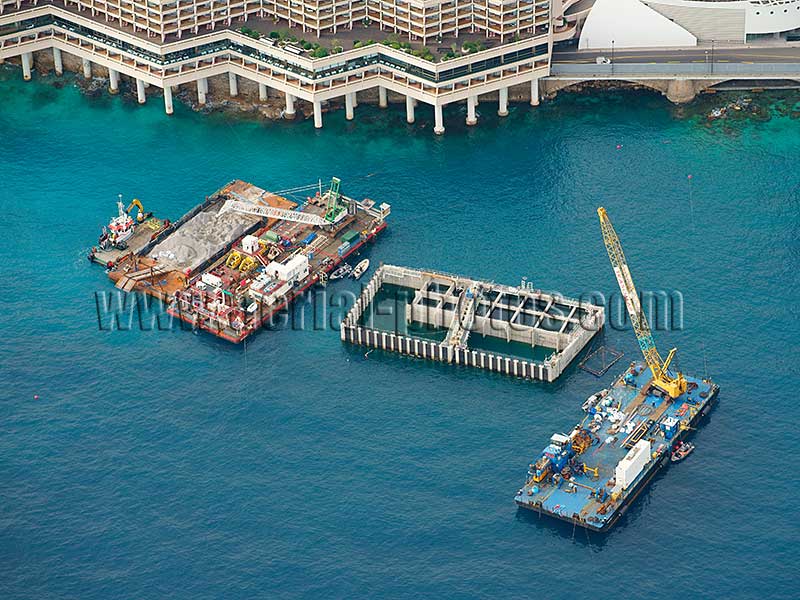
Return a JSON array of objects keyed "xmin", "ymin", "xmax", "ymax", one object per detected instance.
[
  {"xmin": 266, "ymin": 254, "xmax": 309, "ymax": 284},
  {"xmin": 615, "ymin": 440, "xmax": 651, "ymax": 490},
  {"xmin": 242, "ymin": 235, "xmax": 260, "ymax": 254}
]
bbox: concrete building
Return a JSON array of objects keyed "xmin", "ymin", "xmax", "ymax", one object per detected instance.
[
  {"xmin": 565, "ymin": 0, "xmax": 800, "ymax": 48},
  {"xmin": 0, "ymin": 0, "xmax": 554, "ymax": 132}
]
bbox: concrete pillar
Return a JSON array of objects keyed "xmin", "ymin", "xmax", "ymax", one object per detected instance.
[
  {"xmin": 258, "ymin": 83, "xmax": 268, "ymax": 101},
  {"xmin": 352, "ymin": 91, "xmax": 358, "ymax": 107},
  {"xmin": 164, "ymin": 85, "xmax": 174, "ymax": 115},
  {"xmin": 498, "ymin": 87, "xmax": 508, "ymax": 116},
  {"xmin": 285, "ymin": 92, "xmax": 296, "ymax": 118},
  {"xmin": 228, "ymin": 72, "xmax": 238, "ymax": 97},
  {"xmin": 108, "ymin": 69, "xmax": 119, "ymax": 94},
  {"xmin": 345, "ymin": 92, "xmax": 354, "ymax": 120},
  {"xmin": 313, "ymin": 100, "xmax": 323, "ymax": 129},
  {"xmin": 378, "ymin": 85, "xmax": 388, "ymax": 108},
  {"xmin": 466, "ymin": 96, "xmax": 477, "ymax": 126},
  {"xmin": 434, "ymin": 103, "xmax": 445, "ymax": 135},
  {"xmin": 52, "ymin": 47, "xmax": 63, "ymax": 76},
  {"xmin": 136, "ymin": 78, "xmax": 146, "ymax": 104},
  {"xmin": 21, "ymin": 52, "xmax": 32, "ymax": 81},
  {"xmin": 530, "ymin": 78, "xmax": 540, "ymax": 106},
  {"xmin": 82, "ymin": 57, "xmax": 92, "ymax": 79},
  {"xmin": 406, "ymin": 95, "xmax": 415, "ymax": 124},
  {"xmin": 197, "ymin": 77, "xmax": 207, "ymax": 104}
]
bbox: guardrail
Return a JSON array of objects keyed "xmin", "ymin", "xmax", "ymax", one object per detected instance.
[{"xmin": 550, "ymin": 62, "xmax": 800, "ymax": 78}]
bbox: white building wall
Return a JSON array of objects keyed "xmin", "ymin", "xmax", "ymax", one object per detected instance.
[
  {"xmin": 643, "ymin": 0, "xmax": 800, "ymax": 38},
  {"xmin": 579, "ymin": 0, "xmax": 697, "ymax": 49},
  {"xmin": 644, "ymin": 1, "xmax": 746, "ymax": 42},
  {"xmin": 744, "ymin": 0, "xmax": 800, "ymax": 34}
]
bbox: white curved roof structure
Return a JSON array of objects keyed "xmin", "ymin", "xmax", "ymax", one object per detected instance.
[{"xmin": 578, "ymin": 0, "xmax": 698, "ymax": 49}]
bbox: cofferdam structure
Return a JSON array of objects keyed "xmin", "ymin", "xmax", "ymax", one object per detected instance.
[
  {"xmin": 342, "ymin": 265, "xmax": 604, "ymax": 381},
  {"xmin": 0, "ymin": 0, "xmax": 553, "ymax": 133}
]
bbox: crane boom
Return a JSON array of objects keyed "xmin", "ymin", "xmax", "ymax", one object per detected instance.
[
  {"xmin": 220, "ymin": 199, "xmax": 329, "ymax": 226},
  {"xmin": 597, "ymin": 207, "xmax": 687, "ymax": 398}
]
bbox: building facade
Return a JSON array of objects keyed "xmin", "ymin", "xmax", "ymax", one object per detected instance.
[{"xmin": 0, "ymin": 0, "xmax": 553, "ymax": 132}]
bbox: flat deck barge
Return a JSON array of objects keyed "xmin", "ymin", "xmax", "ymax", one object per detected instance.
[
  {"xmin": 94, "ymin": 178, "xmax": 390, "ymax": 343},
  {"xmin": 515, "ymin": 362, "xmax": 719, "ymax": 531},
  {"xmin": 166, "ymin": 179, "xmax": 390, "ymax": 342}
]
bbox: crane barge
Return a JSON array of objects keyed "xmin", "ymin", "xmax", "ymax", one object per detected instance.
[{"xmin": 514, "ymin": 207, "xmax": 719, "ymax": 532}]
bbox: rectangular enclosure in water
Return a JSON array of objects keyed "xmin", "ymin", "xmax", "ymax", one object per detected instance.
[{"xmin": 341, "ymin": 265, "xmax": 605, "ymax": 382}]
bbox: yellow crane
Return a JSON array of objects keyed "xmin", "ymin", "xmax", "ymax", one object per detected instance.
[
  {"xmin": 597, "ymin": 207, "xmax": 687, "ymax": 398},
  {"xmin": 126, "ymin": 198, "xmax": 145, "ymax": 222}
]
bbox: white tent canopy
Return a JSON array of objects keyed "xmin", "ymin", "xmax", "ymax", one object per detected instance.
[{"xmin": 578, "ymin": 0, "xmax": 697, "ymax": 49}]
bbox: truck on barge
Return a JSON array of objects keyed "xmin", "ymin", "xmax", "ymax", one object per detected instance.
[{"xmin": 514, "ymin": 207, "xmax": 719, "ymax": 532}]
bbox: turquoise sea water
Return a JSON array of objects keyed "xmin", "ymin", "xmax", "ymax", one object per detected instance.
[{"xmin": 1, "ymin": 68, "xmax": 798, "ymax": 599}]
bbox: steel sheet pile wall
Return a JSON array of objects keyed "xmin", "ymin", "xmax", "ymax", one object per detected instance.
[{"xmin": 340, "ymin": 265, "xmax": 607, "ymax": 382}]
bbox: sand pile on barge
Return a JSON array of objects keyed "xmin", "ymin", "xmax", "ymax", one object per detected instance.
[{"xmin": 149, "ymin": 204, "xmax": 260, "ymax": 271}]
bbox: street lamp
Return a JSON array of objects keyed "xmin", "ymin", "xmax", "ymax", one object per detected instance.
[
  {"xmin": 710, "ymin": 39, "xmax": 715, "ymax": 74},
  {"xmin": 611, "ymin": 39, "xmax": 615, "ymax": 74}
]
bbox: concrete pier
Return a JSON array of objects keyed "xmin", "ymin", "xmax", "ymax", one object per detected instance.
[
  {"xmin": 228, "ymin": 72, "xmax": 238, "ymax": 97},
  {"xmin": 82, "ymin": 57, "xmax": 91, "ymax": 79},
  {"xmin": 345, "ymin": 92, "xmax": 355, "ymax": 120},
  {"xmin": 164, "ymin": 85, "xmax": 174, "ymax": 115},
  {"xmin": 52, "ymin": 47, "xmax": 63, "ymax": 76},
  {"xmin": 313, "ymin": 100, "xmax": 323, "ymax": 128},
  {"xmin": 197, "ymin": 77, "xmax": 208, "ymax": 104},
  {"xmin": 342, "ymin": 265, "xmax": 605, "ymax": 382},
  {"xmin": 530, "ymin": 78, "xmax": 540, "ymax": 106},
  {"xmin": 466, "ymin": 96, "xmax": 477, "ymax": 126},
  {"xmin": 379, "ymin": 86, "xmax": 388, "ymax": 108},
  {"xmin": 21, "ymin": 52, "xmax": 32, "ymax": 81},
  {"xmin": 136, "ymin": 79, "xmax": 146, "ymax": 104},
  {"xmin": 434, "ymin": 104, "xmax": 445, "ymax": 135},
  {"xmin": 258, "ymin": 83, "xmax": 268, "ymax": 101},
  {"xmin": 498, "ymin": 87, "xmax": 509, "ymax": 116},
  {"xmin": 108, "ymin": 69, "xmax": 119, "ymax": 94},
  {"xmin": 285, "ymin": 92, "xmax": 296, "ymax": 118},
  {"xmin": 406, "ymin": 95, "xmax": 415, "ymax": 124}
]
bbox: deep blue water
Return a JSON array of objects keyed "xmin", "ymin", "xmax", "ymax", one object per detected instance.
[{"xmin": 1, "ymin": 68, "xmax": 798, "ymax": 599}]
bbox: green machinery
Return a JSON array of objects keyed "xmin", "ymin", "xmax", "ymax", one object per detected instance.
[{"xmin": 324, "ymin": 177, "xmax": 347, "ymax": 223}]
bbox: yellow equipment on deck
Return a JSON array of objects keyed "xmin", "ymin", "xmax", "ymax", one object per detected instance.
[
  {"xmin": 597, "ymin": 207, "xmax": 687, "ymax": 399},
  {"xmin": 126, "ymin": 198, "xmax": 145, "ymax": 222},
  {"xmin": 583, "ymin": 464, "xmax": 599, "ymax": 478},
  {"xmin": 226, "ymin": 251, "xmax": 242, "ymax": 269},
  {"xmin": 239, "ymin": 256, "xmax": 257, "ymax": 272}
]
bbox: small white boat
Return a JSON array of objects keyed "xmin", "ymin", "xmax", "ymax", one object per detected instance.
[
  {"xmin": 351, "ymin": 258, "xmax": 369, "ymax": 280},
  {"xmin": 329, "ymin": 263, "xmax": 353, "ymax": 280},
  {"xmin": 582, "ymin": 388, "xmax": 609, "ymax": 412}
]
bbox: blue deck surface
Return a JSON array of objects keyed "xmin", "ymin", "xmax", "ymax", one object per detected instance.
[{"xmin": 515, "ymin": 363, "xmax": 717, "ymax": 530}]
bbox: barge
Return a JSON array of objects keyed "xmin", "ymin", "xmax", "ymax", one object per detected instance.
[
  {"xmin": 95, "ymin": 178, "xmax": 390, "ymax": 343},
  {"xmin": 515, "ymin": 206, "xmax": 720, "ymax": 532},
  {"xmin": 514, "ymin": 363, "xmax": 718, "ymax": 531},
  {"xmin": 166, "ymin": 178, "xmax": 390, "ymax": 342}
]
